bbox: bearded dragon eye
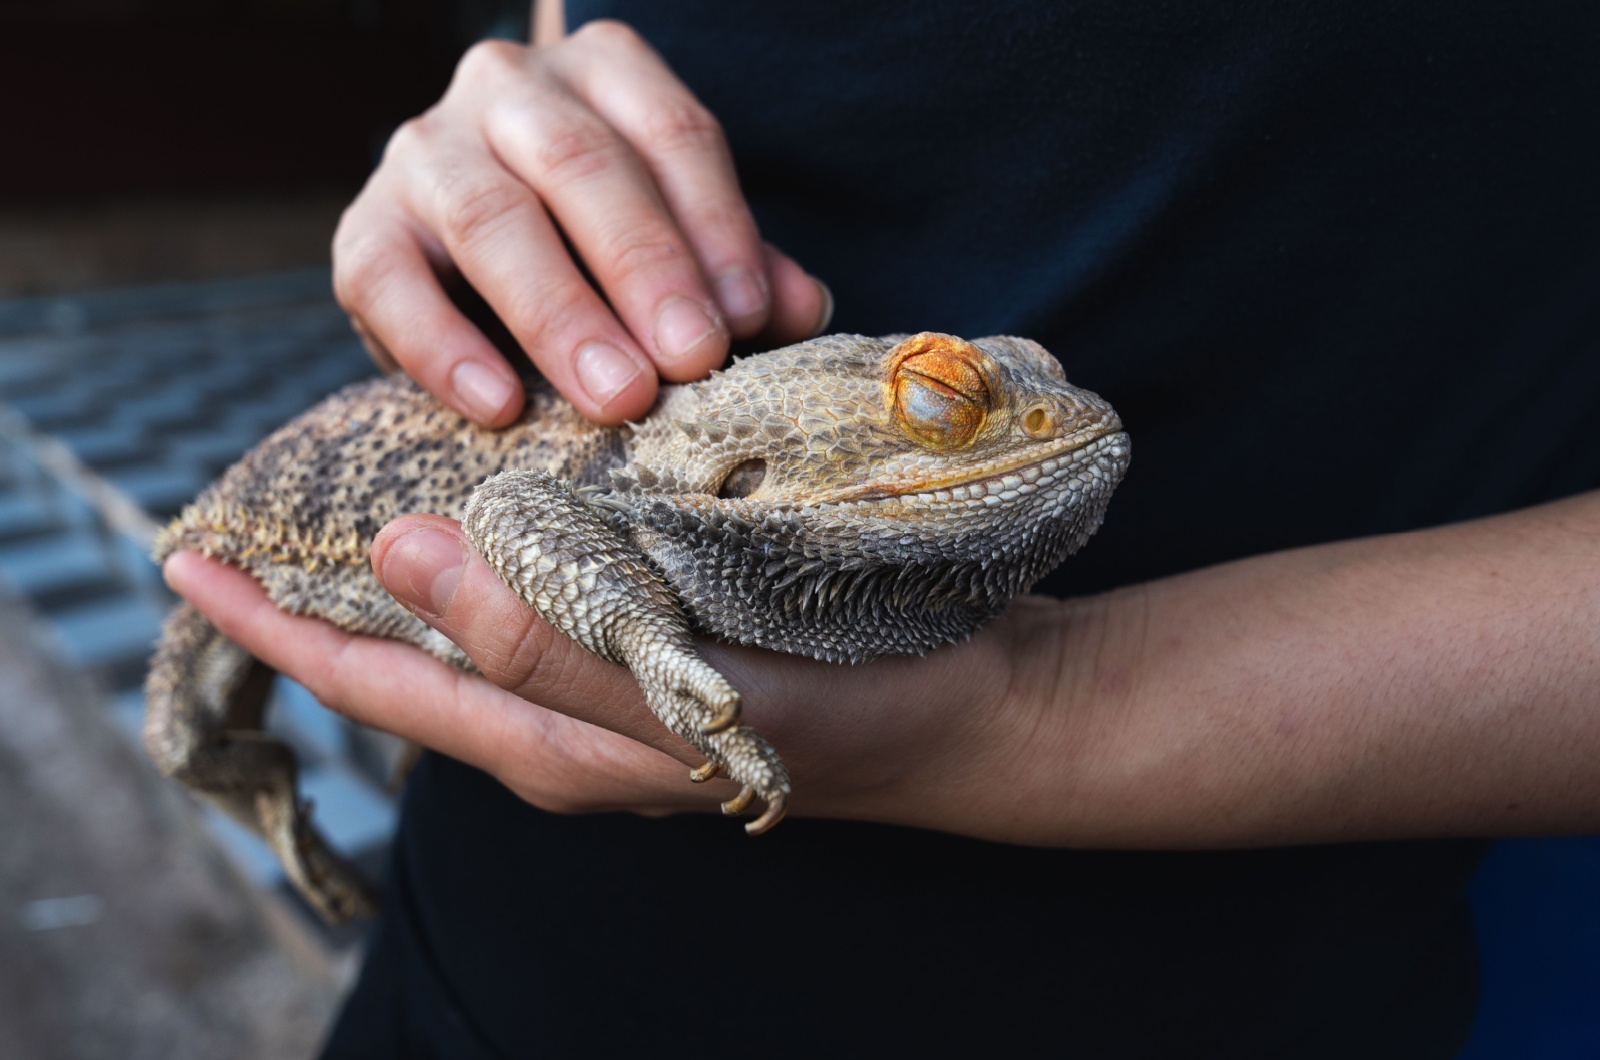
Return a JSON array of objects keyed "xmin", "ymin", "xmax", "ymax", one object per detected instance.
[{"xmin": 888, "ymin": 334, "xmax": 993, "ymax": 449}]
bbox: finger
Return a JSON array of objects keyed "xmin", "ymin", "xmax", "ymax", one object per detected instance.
[
  {"xmin": 760, "ymin": 243, "xmax": 834, "ymax": 343},
  {"xmin": 388, "ymin": 116, "xmax": 660, "ymax": 424},
  {"xmin": 550, "ymin": 21, "xmax": 773, "ymax": 338},
  {"xmin": 161, "ymin": 551, "xmax": 698, "ymax": 813},
  {"xmin": 163, "ymin": 550, "xmax": 537, "ymax": 763},
  {"xmin": 369, "ymin": 514, "xmax": 700, "ymax": 762},
  {"xmin": 348, "ymin": 316, "xmax": 399, "ymax": 374},
  {"xmin": 333, "ymin": 199, "xmax": 526, "ymax": 425},
  {"xmin": 467, "ymin": 42, "xmax": 734, "ymax": 380}
]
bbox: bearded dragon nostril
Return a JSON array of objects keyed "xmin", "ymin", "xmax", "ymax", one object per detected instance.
[{"xmin": 145, "ymin": 330, "xmax": 1126, "ymax": 921}]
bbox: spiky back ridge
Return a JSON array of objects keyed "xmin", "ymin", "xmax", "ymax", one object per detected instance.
[
  {"xmin": 155, "ymin": 333, "xmax": 1126, "ymax": 663},
  {"xmin": 155, "ymin": 374, "xmax": 624, "ymax": 579},
  {"xmin": 612, "ymin": 430, "xmax": 1125, "ymax": 662}
]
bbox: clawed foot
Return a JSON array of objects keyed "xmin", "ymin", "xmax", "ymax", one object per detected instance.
[
  {"xmin": 652, "ymin": 675, "xmax": 790, "ymax": 835},
  {"xmin": 465, "ymin": 469, "xmax": 792, "ymax": 842},
  {"xmin": 697, "ymin": 743, "xmax": 787, "ymax": 831}
]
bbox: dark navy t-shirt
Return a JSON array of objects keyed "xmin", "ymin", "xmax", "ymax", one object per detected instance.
[{"xmin": 324, "ymin": 3, "xmax": 1600, "ymax": 1057}]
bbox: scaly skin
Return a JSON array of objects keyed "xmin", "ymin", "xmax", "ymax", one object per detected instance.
[{"xmin": 144, "ymin": 332, "xmax": 1130, "ymax": 922}]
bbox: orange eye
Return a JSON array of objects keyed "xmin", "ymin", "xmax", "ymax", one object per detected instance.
[{"xmin": 888, "ymin": 333, "xmax": 993, "ymax": 449}]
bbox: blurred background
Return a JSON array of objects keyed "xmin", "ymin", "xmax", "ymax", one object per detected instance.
[
  {"xmin": 0, "ymin": 2, "xmax": 1594, "ymax": 1059},
  {"xmin": 0, "ymin": 2, "xmax": 522, "ymax": 1057},
  {"xmin": 0, "ymin": 0, "xmax": 508, "ymax": 297}
]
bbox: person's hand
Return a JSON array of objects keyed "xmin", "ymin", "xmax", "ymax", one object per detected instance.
[
  {"xmin": 164, "ymin": 491, "xmax": 1600, "ymax": 844},
  {"xmin": 161, "ymin": 517, "xmax": 1066, "ymax": 837},
  {"xmin": 333, "ymin": 21, "xmax": 833, "ymax": 428}
]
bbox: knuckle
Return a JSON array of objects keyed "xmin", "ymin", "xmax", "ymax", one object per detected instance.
[
  {"xmin": 331, "ymin": 231, "xmax": 395, "ymax": 312},
  {"xmin": 637, "ymin": 99, "xmax": 724, "ymax": 157},
  {"xmin": 684, "ymin": 199, "xmax": 758, "ymax": 246},
  {"xmin": 604, "ymin": 227, "xmax": 688, "ymax": 281},
  {"xmin": 380, "ymin": 115, "xmax": 427, "ymax": 164},
  {"xmin": 499, "ymin": 281, "xmax": 590, "ymax": 348},
  {"xmin": 532, "ymin": 119, "xmax": 619, "ymax": 185},
  {"xmin": 436, "ymin": 172, "xmax": 528, "ymax": 248},
  {"xmin": 569, "ymin": 18, "xmax": 644, "ymax": 53},
  {"xmin": 454, "ymin": 38, "xmax": 526, "ymax": 86},
  {"xmin": 489, "ymin": 613, "xmax": 568, "ymax": 693}
]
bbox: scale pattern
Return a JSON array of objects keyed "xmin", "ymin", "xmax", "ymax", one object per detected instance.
[{"xmin": 144, "ymin": 332, "xmax": 1130, "ymax": 921}]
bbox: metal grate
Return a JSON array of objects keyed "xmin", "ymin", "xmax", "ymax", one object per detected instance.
[{"xmin": 0, "ymin": 269, "xmax": 396, "ymax": 952}]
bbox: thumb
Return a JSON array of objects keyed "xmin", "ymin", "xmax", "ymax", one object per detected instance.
[{"xmin": 371, "ymin": 514, "xmax": 675, "ymax": 754}]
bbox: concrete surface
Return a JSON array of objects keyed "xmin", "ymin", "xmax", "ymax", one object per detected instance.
[{"xmin": 0, "ymin": 603, "xmax": 339, "ymax": 1060}]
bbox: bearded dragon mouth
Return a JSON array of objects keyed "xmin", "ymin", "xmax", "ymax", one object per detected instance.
[{"xmin": 815, "ymin": 428, "xmax": 1128, "ymax": 507}]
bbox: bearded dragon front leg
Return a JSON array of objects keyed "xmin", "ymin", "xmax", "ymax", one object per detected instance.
[{"xmin": 461, "ymin": 470, "xmax": 791, "ymax": 833}]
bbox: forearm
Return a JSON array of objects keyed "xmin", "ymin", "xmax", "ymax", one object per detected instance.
[
  {"xmin": 1011, "ymin": 489, "xmax": 1600, "ymax": 847},
  {"xmin": 169, "ymin": 489, "xmax": 1599, "ymax": 849}
]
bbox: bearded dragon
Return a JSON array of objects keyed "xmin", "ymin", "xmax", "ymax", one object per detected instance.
[{"xmin": 143, "ymin": 332, "xmax": 1129, "ymax": 921}]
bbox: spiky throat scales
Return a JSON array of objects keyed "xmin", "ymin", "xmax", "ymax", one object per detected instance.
[{"xmin": 605, "ymin": 333, "xmax": 1131, "ymax": 662}]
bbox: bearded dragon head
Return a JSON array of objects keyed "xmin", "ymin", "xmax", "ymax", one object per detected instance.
[{"xmin": 611, "ymin": 332, "xmax": 1130, "ymax": 661}]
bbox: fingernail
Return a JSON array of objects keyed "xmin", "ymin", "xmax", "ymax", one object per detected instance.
[
  {"xmin": 810, "ymin": 278, "xmax": 835, "ymax": 335},
  {"xmin": 712, "ymin": 266, "xmax": 767, "ymax": 322},
  {"xmin": 575, "ymin": 341, "xmax": 644, "ymax": 405},
  {"xmin": 654, "ymin": 297, "xmax": 723, "ymax": 363},
  {"xmin": 451, "ymin": 360, "xmax": 515, "ymax": 421},
  {"xmin": 383, "ymin": 527, "xmax": 465, "ymax": 617}
]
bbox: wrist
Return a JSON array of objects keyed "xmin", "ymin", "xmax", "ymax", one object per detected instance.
[{"xmin": 879, "ymin": 593, "xmax": 1124, "ymax": 845}]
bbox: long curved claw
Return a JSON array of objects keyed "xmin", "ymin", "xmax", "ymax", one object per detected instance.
[
  {"xmin": 698, "ymin": 698, "xmax": 742, "ymax": 735},
  {"xmin": 689, "ymin": 760, "xmax": 720, "ymax": 783},
  {"xmin": 744, "ymin": 793, "xmax": 788, "ymax": 835},
  {"xmin": 720, "ymin": 785, "xmax": 755, "ymax": 815}
]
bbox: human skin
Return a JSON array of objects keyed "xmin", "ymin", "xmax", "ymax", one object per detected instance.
[
  {"xmin": 167, "ymin": 16, "xmax": 1600, "ymax": 846},
  {"xmin": 331, "ymin": 20, "xmax": 831, "ymax": 428},
  {"xmin": 166, "ymin": 485, "xmax": 1600, "ymax": 846}
]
